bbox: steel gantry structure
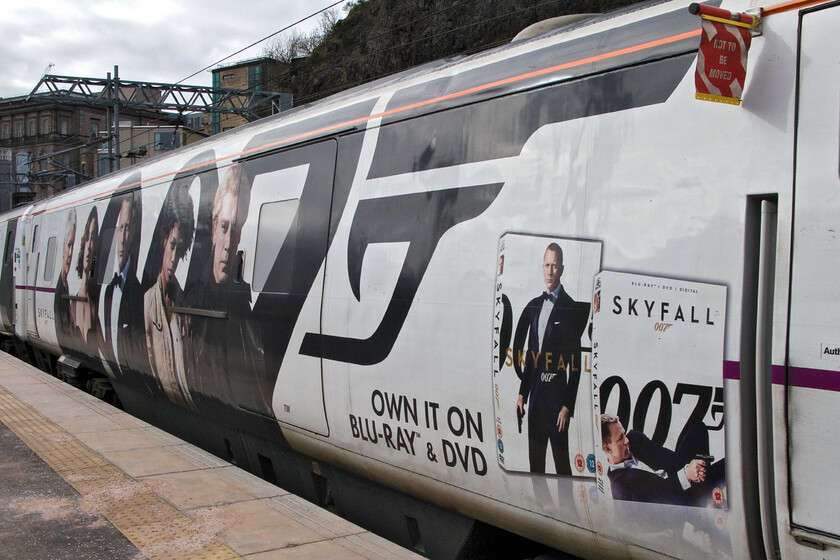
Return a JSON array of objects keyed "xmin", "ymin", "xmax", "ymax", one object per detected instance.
[
  {"xmin": 29, "ymin": 73, "xmax": 287, "ymax": 122},
  {"xmin": 0, "ymin": 66, "xmax": 292, "ymax": 208},
  {"xmin": 21, "ymin": 65, "xmax": 290, "ymax": 177}
]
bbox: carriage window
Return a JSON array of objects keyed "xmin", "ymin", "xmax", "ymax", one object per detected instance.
[
  {"xmin": 43, "ymin": 236, "xmax": 57, "ymax": 282},
  {"xmin": 31, "ymin": 225, "xmax": 38, "ymax": 253},
  {"xmin": 3, "ymin": 231, "xmax": 13, "ymax": 265},
  {"xmin": 253, "ymin": 199, "xmax": 299, "ymax": 293}
]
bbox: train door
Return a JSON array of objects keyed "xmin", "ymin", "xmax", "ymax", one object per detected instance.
[
  {"xmin": 13, "ymin": 211, "xmax": 31, "ymax": 340},
  {"xmin": 241, "ymin": 140, "xmax": 337, "ymax": 433},
  {"xmin": 0, "ymin": 220, "xmax": 16, "ymax": 332},
  {"xmin": 786, "ymin": 2, "xmax": 840, "ymax": 546},
  {"xmin": 24, "ymin": 214, "xmax": 42, "ymax": 338}
]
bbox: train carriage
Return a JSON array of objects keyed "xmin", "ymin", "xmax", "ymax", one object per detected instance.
[{"xmin": 1, "ymin": 0, "xmax": 839, "ymax": 558}]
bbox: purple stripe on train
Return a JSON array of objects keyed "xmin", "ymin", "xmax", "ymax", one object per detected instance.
[
  {"xmin": 723, "ymin": 360, "xmax": 840, "ymax": 391},
  {"xmin": 14, "ymin": 285, "xmax": 57, "ymax": 293}
]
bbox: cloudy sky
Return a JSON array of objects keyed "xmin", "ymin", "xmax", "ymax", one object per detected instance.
[{"xmin": 0, "ymin": 0, "xmax": 348, "ymax": 99}]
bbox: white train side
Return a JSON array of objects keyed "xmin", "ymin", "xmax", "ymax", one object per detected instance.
[{"xmin": 1, "ymin": 1, "xmax": 838, "ymax": 558}]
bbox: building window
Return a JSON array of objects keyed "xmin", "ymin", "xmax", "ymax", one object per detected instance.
[
  {"xmin": 15, "ymin": 152, "xmax": 30, "ymax": 177},
  {"xmin": 41, "ymin": 116, "xmax": 50, "ymax": 134},
  {"xmin": 98, "ymin": 152, "xmax": 110, "ymax": 177},
  {"xmin": 248, "ymin": 64, "xmax": 262, "ymax": 90},
  {"xmin": 184, "ymin": 113, "xmax": 204, "ymax": 130},
  {"xmin": 28, "ymin": 120, "xmax": 37, "ymax": 137},
  {"xmin": 90, "ymin": 120, "xmax": 100, "ymax": 136},
  {"xmin": 60, "ymin": 118, "xmax": 69, "ymax": 135},
  {"xmin": 1, "ymin": 123, "xmax": 9, "ymax": 139},
  {"xmin": 3, "ymin": 232, "xmax": 14, "ymax": 266},
  {"xmin": 154, "ymin": 131, "xmax": 179, "ymax": 151},
  {"xmin": 15, "ymin": 121, "xmax": 24, "ymax": 138}
]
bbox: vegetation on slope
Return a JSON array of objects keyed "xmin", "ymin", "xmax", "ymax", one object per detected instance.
[{"xmin": 265, "ymin": 0, "xmax": 647, "ymax": 106}]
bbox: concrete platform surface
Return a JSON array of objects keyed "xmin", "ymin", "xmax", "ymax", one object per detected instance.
[{"xmin": 0, "ymin": 351, "xmax": 423, "ymax": 560}]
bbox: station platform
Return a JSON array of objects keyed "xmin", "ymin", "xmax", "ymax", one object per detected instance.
[{"xmin": 0, "ymin": 351, "xmax": 423, "ymax": 560}]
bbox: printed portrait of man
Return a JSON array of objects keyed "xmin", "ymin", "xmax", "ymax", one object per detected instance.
[
  {"xmin": 100, "ymin": 191, "xmax": 144, "ymax": 378},
  {"xmin": 54, "ymin": 208, "xmax": 76, "ymax": 350},
  {"xmin": 187, "ymin": 163, "xmax": 270, "ymax": 416},
  {"xmin": 515, "ymin": 243, "xmax": 590, "ymax": 475},
  {"xmin": 601, "ymin": 414, "xmax": 726, "ymax": 507}
]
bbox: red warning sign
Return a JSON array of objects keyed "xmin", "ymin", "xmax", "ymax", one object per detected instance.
[
  {"xmin": 713, "ymin": 487, "xmax": 725, "ymax": 506},
  {"xmin": 690, "ymin": 3, "xmax": 757, "ymax": 105}
]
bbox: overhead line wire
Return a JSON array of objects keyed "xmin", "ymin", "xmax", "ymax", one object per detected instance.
[
  {"xmin": 94, "ymin": 0, "xmax": 480, "ymax": 176},
  {"xmin": 284, "ymin": 36, "xmax": 514, "ymax": 105},
  {"xmin": 29, "ymin": 4, "xmax": 350, "ymax": 186},
  {"xmin": 207, "ymin": 0, "xmax": 480, "ymax": 106},
  {"xmin": 250, "ymin": 0, "xmax": 479, "ymax": 96},
  {"xmin": 195, "ymin": 0, "xmax": 547, "ymax": 122},
  {"xmin": 72, "ymin": 0, "xmax": 583, "ymax": 178},
  {"xmin": 248, "ymin": 0, "xmax": 576, "ymax": 107},
  {"xmin": 176, "ymin": 0, "xmax": 350, "ymax": 85}
]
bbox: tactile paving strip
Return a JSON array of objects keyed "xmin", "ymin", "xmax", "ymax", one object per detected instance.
[{"xmin": 0, "ymin": 385, "xmax": 241, "ymax": 560}]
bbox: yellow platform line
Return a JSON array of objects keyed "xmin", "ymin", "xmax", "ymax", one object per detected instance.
[{"xmin": 0, "ymin": 385, "xmax": 241, "ymax": 560}]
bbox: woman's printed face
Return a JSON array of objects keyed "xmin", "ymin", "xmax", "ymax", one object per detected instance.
[
  {"xmin": 83, "ymin": 220, "xmax": 96, "ymax": 273},
  {"xmin": 160, "ymin": 222, "xmax": 181, "ymax": 289}
]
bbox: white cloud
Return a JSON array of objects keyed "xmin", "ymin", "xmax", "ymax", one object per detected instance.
[{"xmin": 0, "ymin": 0, "xmax": 341, "ymax": 98}]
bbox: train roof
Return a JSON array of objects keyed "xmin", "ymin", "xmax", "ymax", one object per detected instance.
[{"xmin": 2, "ymin": 0, "xmax": 825, "ymax": 220}]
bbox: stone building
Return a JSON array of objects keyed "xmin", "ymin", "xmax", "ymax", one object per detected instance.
[
  {"xmin": 0, "ymin": 94, "xmax": 193, "ymax": 211},
  {"xmin": 210, "ymin": 57, "xmax": 293, "ymax": 135}
]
